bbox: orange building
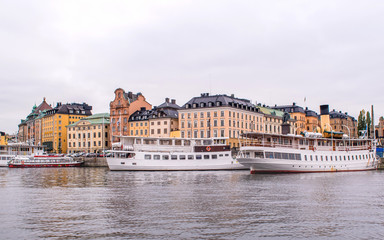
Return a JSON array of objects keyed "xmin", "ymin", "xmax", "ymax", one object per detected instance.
[{"xmin": 109, "ymin": 89, "xmax": 152, "ymax": 142}]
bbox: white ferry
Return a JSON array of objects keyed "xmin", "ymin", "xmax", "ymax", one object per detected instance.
[
  {"xmin": 237, "ymin": 132, "xmax": 379, "ymax": 173},
  {"xmin": 0, "ymin": 143, "xmax": 44, "ymax": 167},
  {"xmin": 107, "ymin": 136, "xmax": 246, "ymax": 171}
]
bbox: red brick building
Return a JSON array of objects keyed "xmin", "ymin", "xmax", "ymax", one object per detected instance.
[{"xmin": 109, "ymin": 88, "xmax": 151, "ymax": 142}]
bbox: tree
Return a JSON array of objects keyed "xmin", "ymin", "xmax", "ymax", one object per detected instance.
[
  {"xmin": 366, "ymin": 111, "xmax": 371, "ymax": 138},
  {"xmin": 357, "ymin": 110, "xmax": 366, "ymax": 136}
]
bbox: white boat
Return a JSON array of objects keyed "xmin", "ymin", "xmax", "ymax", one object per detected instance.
[
  {"xmin": 0, "ymin": 142, "xmax": 44, "ymax": 167},
  {"xmin": 107, "ymin": 136, "xmax": 246, "ymax": 171},
  {"xmin": 237, "ymin": 132, "xmax": 379, "ymax": 173},
  {"xmin": 8, "ymin": 155, "xmax": 82, "ymax": 168}
]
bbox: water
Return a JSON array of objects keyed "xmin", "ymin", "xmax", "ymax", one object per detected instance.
[{"xmin": 1, "ymin": 168, "xmax": 384, "ymax": 239}]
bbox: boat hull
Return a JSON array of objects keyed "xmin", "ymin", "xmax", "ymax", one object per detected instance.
[
  {"xmin": 107, "ymin": 157, "xmax": 247, "ymax": 171},
  {"xmin": 238, "ymin": 157, "xmax": 377, "ymax": 174},
  {"xmin": 8, "ymin": 162, "xmax": 83, "ymax": 168}
]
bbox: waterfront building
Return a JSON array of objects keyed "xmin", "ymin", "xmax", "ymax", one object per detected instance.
[
  {"xmin": 329, "ymin": 109, "xmax": 358, "ymax": 138},
  {"xmin": 305, "ymin": 107, "xmax": 320, "ymax": 132},
  {"xmin": 178, "ymin": 93, "xmax": 264, "ymax": 148},
  {"xmin": 18, "ymin": 98, "xmax": 52, "ymax": 144},
  {"xmin": 67, "ymin": 113, "xmax": 110, "ymax": 153},
  {"xmin": 258, "ymin": 106, "xmax": 295, "ymax": 134},
  {"xmin": 42, "ymin": 102, "xmax": 92, "ymax": 153},
  {"xmin": 109, "ymin": 88, "xmax": 152, "ymax": 142},
  {"xmin": 149, "ymin": 98, "xmax": 180, "ymax": 138},
  {"xmin": 128, "ymin": 98, "xmax": 180, "ymax": 138},
  {"xmin": 272, "ymin": 103, "xmax": 306, "ymax": 134}
]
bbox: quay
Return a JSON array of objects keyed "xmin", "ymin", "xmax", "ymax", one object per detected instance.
[{"xmin": 78, "ymin": 157, "xmax": 108, "ymax": 167}]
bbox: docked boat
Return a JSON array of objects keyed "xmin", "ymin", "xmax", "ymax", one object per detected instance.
[
  {"xmin": 237, "ymin": 132, "xmax": 379, "ymax": 173},
  {"xmin": 8, "ymin": 155, "xmax": 83, "ymax": 168},
  {"xmin": 0, "ymin": 142, "xmax": 44, "ymax": 167},
  {"xmin": 107, "ymin": 136, "xmax": 246, "ymax": 171}
]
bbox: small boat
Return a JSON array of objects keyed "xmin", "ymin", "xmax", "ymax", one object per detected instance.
[
  {"xmin": 0, "ymin": 142, "xmax": 45, "ymax": 167},
  {"xmin": 8, "ymin": 155, "xmax": 83, "ymax": 168},
  {"xmin": 107, "ymin": 136, "xmax": 246, "ymax": 171},
  {"xmin": 237, "ymin": 132, "xmax": 379, "ymax": 173}
]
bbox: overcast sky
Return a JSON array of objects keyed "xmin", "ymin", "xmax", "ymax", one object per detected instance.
[{"xmin": 1, "ymin": 0, "xmax": 383, "ymax": 134}]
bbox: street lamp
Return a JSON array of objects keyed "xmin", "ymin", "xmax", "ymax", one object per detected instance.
[{"xmin": 342, "ymin": 124, "xmax": 351, "ymax": 151}]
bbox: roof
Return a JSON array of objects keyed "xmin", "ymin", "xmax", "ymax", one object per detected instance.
[
  {"xmin": 129, "ymin": 108, "xmax": 179, "ymax": 122},
  {"xmin": 258, "ymin": 106, "xmax": 285, "ymax": 118},
  {"xmin": 329, "ymin": 110, "xmax": 356, "ymax": 121},
  {"xmin": 46, "ymin": 102, "xmax": 92, "ymax": 116},
  {"xmin": 157, "ymin": 99, "xmax": 181, "ymax": 110},
  {"xmin": 271, "ymin": 103, "xmax": 305, "ymax": 114},
  {"xmin": 67, "ymin": 113, "xmax": 110, "ymax": 127},
  {"xmin": 305, "ymin": 108, "xmax": 319, "ymax": 117},
  {"xmin": 181, "ymin": 93, "xmax": 259, "ymax": 113}
]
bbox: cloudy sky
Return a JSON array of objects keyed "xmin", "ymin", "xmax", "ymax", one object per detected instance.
[{"xmin": 1, "ymin": 0, "xmax": 383, "ymax": 134}]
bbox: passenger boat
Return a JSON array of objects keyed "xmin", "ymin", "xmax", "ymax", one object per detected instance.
[
  {"xmin": 0, "ymin": 143, "xmax": 44, "ymax": 167},
  {"xmin": 8, "ymin": 155, "xmax": 83, "ymax": 168},
  {"xmin": 237, "ymin": 132, "xmax": 379, "ymax": 173},
  {"xmin": 107, "ymin": 136, "xmax": 246, "ymax": 171}
]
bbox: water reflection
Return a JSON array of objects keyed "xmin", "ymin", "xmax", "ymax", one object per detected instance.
[{"xmin": 0, "ymin": 168, "xmax": 384, "ymax": 239}]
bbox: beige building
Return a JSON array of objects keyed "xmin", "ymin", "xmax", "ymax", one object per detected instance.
[
  {"xmin": 258, "ymin": 106, "xmax": 295, "ymax": 134},
  {"xmin": 329, "ymin": 109, "xmax": 358, "ymax": 138},
  {"xmin": 128, "ymin": 98, "xmax": 180, "ymax": 138},
  {"xmin": 179, "ymin": 93, "xmax": 264, "ymax": 148},
  {"xmin": 67, "ymin": 113, "xmax": 110, "ymax": 153}
]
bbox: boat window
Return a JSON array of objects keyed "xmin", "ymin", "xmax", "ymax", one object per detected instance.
[
  {"xmin": 204, "ymin": 155, "xmax": 210, "ymax": 159},
  {"xmin": 348, "ymin": 156, "xmax": 350, "ymax": 160},
  {"xmin": 296, "ymin": 154, "xmax": 301, "ymax": 160},
  {"xmin": 212, "ymin": 155, "xmax": 218, "ymax": 159},
  {"xmin": 219, "ymin": 154, "xmax": 223, "ymax": 157},
  {"xmin": 282, "ymin": 153, "xmax": 289, "ymax": 159},
  {"xmin": 289, "ymin": 153, "xmax": 295, "ymax": 160},
  {"xmin": 203, "ymin": 140, "xmax": 212, "ymax": 145},
  {"xmin": 120, "ymin": 162, "xmax": 125, "ymax": 165},
  {"xmin": 196, "ymin": 155, "xmax": 202, "ymax": 159},
  {"xmin": 265, "ymin": 152, "xmax": 274, "ymax": 159},
  {"xmin": 352, "ymin": 155, "xmax": 354, "ymax": 160},
  {"xmin": 359, "ymin": 155, "xmax": 361, "ymax": 160},
  {"xmin": 179, "ymin": 155, "xmax": 186, "ymax": 160},
  {"xmin": 254, "ymin": 152, "xmax": 264, "ymax": 158},
  {"xmin": 325, "ymin": 156, "xmax": 328, "ymax": 161},
  {"xmin": 362, "ymin": 155, "xmax": 365, "ymax": 160},
  {"xmin": 188, "ymin": 155, "xmax": 194, "ymax": 160},
  {"xmin": 171, "ymin": 155, "xmax": 177, "ymax": 160},
  {"xmin": 274, "ymin": 152, "xmax": 282, "ymax": 159},
  {"xmin": 310, "ymin": 155, "xmax": 313, "ymax": 161},
  {"xmin": 321, "ymin": 156, "xmax": 323, "ymax": 161},
  {"xmin": 162, "ymin": 155, "xmax": 169, "ymax": 160},
  {"xmin": 330, "ymin": 156, "xmax": 333, "ymax": 161},
  {"xmin": 304, "ymin": 155, "xmax": 307, "ymax": 161},
  {"xmin": 184, "ymin": 140, "xmax": 191, "ymax": 146},
  {"xmin": 154, "ymin": 155, "xmax": 160, "ymax": 160},
  {"xmin": 175, "ymin": 140, "xmax": 182, "ymax": 145},
  {"xmin": 225, "ymin": 154, "xmax": 229, "ymax": 157}
]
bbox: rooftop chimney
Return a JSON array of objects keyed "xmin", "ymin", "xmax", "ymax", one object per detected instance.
[
  {"xmin": 171, "ymin": 99, "xmax": 176, "ymax": 104},
  {"xmin": 128, "ymin": 91, "xmax": 133, "ymax": 99},
  {"xmin": 165, "ymin": 98, "xmax": 170, "ymax": 103}
]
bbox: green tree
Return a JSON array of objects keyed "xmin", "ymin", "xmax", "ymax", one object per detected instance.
[
  {"xmin": 366, "ymin": 111, "xmax": 371, "ymax": 138},
  {"xmin": 357, "ymin": 110, "xmax": 366, "ymax": 136}
]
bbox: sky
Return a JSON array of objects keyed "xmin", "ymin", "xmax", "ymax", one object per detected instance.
[{"xmin": 1, "ymin": 0, "xmax": 383, "ymax": 134}]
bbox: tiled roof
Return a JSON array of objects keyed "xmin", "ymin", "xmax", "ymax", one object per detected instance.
[
  {"xmin": 271, "ymin": 104, "xmax": 305, "ymax": 114},
  {"xmin": 46, "ymin": 102, "xmax": 92, "ymax": 116}
]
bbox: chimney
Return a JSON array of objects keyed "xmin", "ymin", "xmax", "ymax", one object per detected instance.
[
  {"xmin": 128, "ymin": 91, "xmax": 133, "ymax": 99},
  {"xmin": 231, "ymin": 94, "xmax": 235, "ymax": 98},
  {"xmin": 165, "ymin": 98, "xmax": 170, "ymax": 103},
  {"xmin": 171, "ymin": 99, "xmax": 176, "ymax": 104},
  {"xmin": 320, "ymin": 104, "xmax": 330, "ymax": 132},
  {"xmin": 293, "ymin": 102, "xmax": 296, "ymax": 106}
]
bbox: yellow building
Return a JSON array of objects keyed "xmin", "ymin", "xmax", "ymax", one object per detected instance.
[
  {"xmin": 179, "ymin": 93, "xmax": 264, "ymax": 148},
  {"xmin": 272, "ymin": 103, "xmax": 311, "ymax": 134},
  {"xmin": 42, "ymin": 102, "xmax": 92, "ymax": 153},
  {"xmin": 305, "ymin": 107, "xmax": 320, "ymax": 132},
  {"xmin": 67, "ymin": 113, "xmax": 111, "ymax": 153},
  {"xmin": 129, "ymin": 108, "xmax": 150, "ymax": 137}
]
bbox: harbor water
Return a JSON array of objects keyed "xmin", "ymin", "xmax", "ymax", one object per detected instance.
[{"xmin": 1, "ymin": 168, "xmax": 384, "ymax": 239}]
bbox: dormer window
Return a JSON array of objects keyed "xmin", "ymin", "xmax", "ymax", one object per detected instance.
[
  {"xmin": 216, "ymin": 101, "xmax": 221, "ymax": 107},
  {"xmin": 208, "ymin": 102, "xmax": 213, "ymax": 107},
  {"xmin": 193, "ymin": 103, "xmax": 197, "ymax": 108},
  {"xmin": 200, "ymin": 102, "xmax": 205, "ymax": 107}
]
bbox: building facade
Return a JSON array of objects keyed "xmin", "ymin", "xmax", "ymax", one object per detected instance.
[
  {"xmin": 305, "ymin": 107, "xmax": 320, "ymax": 132},
  {"xmin": 18, "ymin": 98, "xmax": 52, "ymax": 144},
  {"xmin": 375, "ymin": 117, "xmax": 384, "ymax": 144},
  {"xmin": 110, "ymin": 88, "xmax": 152, "ymax": 142},
  {"xmin": 178, "ymin": 93, "xmax": 264, "ymax": 148},
  {"xmin": 42, "ymin": 102, "xmax": 92, "ymax": 153},
  {"xmin": 128, "ymin": 98, "xmax": 180, "ymax": 138},
  {"xmin": 329, "ymin": 109, "xmax": 358, "ymax": 138},
  {"xmin": 67, "ymin": 113, "xmax": 111, "ymax": 153},
  {"xmin": 272, "ymin": 103, "xmax": 306, "ymax": 134},
  {"xmin": 258, "ymin": 106, "xmax": 295, "ymax": 134}
]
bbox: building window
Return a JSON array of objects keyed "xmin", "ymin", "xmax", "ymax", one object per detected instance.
[
  {"xmin": 200, "ymin": 130, "xmax": 204, "ymax": 138},
  {"xmin": 221, "ymin": 111, "xmax": 224, "ymax": 117},
  {"xmin": 164, "ymin": 129, "xmax": 167, "ymax": 134}
]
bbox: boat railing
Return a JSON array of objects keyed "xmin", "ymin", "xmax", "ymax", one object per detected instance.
[
  {"xmin": 242, "ymin": 140, "xmax": 372, "ymax": 152},
  {"xmin": 133, "ymin": 144, "xmax": 193, "ymax": 152}
]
